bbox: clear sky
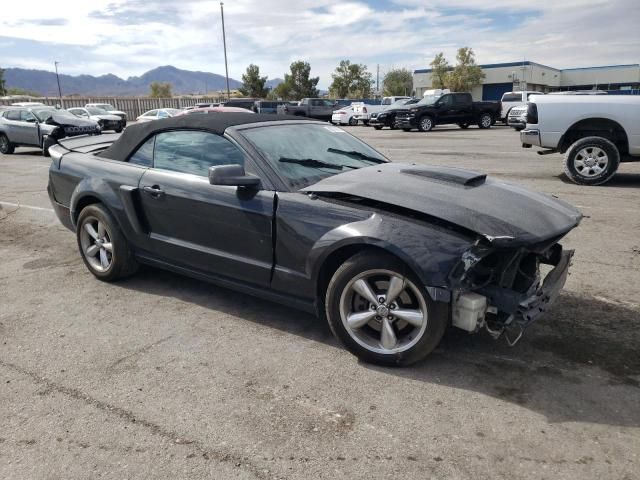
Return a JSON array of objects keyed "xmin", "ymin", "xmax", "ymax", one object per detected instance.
[{"xmin": 1, "ymin": 0, "xmax": 638, "ymax": 88}]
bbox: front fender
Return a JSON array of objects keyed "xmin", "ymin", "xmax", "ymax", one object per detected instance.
[{"xmin": 308, "ymin": 213, "xmax": 475, "ymax": 291}]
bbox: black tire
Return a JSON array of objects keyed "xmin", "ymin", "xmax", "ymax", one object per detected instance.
[
  {"xmin": 478, "ymin": 113, "xmax": 493, "ymax": 129},
  {"xmin": 563, "ymin": 136, "xmax": 620, "ymax": 186},
  {"xmin": 115, "ymin": 128, "xmax": 123, "ymax": 133},
  {"xmin": 402, "ymin": 128, "xmax": 412, "ymax": 132},
  {"xmin": 348, "ymin": 116, "xmax": 358, "ymax": 126},
  {"xmin": 458, "ymin": 123, "xmax": 470, "ymax": 129},
  {"xmin": 363, "ymin": 120, "xmax": 369, "ymax": 126},
  {"xmin": 417, "ymin": 116, "xmax": 434, "ymax": 132},
  {"xmin": 374, "ymin": 126, "xmax": 382, "ymax": 130},
  {"xmin": 325, "ymin": 251, "xmax": 448, "ymax": 366},
  {"xmin": 42, "ymin": 136, "xmax": 56, "ymax": 157},
  {"xmin": 76, "ymin": 203, "xmax": 139, "ymax": 282},
  {"xmin": 0, "ymin": 134, "xmax": 15, "ymax": 154}
]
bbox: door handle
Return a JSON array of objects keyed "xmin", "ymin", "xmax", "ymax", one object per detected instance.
[{"xmin": 143, "ymin": 185, "xmax": 164, "ymax": 198}]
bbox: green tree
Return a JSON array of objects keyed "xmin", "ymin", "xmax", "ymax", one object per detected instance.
[
  {"xmin": 149, "ymin": 81, "xmax": 172, "ymax": 98},
  {"xmin": 382, "ymin": 68, "xmax": 413, "ymax": 96},
  {"xmin": 429, "ymin": 53, "xmax": 450, "ymax": 89},
  {"xmin": 271, "ymin": 61, "xmax": 319, "ymax": 100},
  {"xmin": 0, "ymin": 68, "xmax": 6, "ymax": 96},
  {"xmin": 7, "ymin": 87, "xmax": 42, "ymax": 97},
  {"xmin": 447, "ymin": 47, "xmax": 485, "ymax": 92},
  {"xmin": 239, "ymin": 64, "xmax": 269, "ymax": 98},
  {"xmin": 328, "ymin": 60, "xmax": 373, "ymax": 98}
]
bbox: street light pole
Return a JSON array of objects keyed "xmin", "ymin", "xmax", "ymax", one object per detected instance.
[
  {"xmin": 54, "ymin": 61, "xmax": 63, "ymax": 106},
  {"xmin": 220, "ymin": 2, "xmax": 231, "ymax": 101}
]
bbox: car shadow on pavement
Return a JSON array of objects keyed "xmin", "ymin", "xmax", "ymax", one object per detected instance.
[
  {"xmin": 119, "ymin": 267, "xmax": 640, "ymax": 428},
  {"xmin": 558, "ymin": 171, "xmax": 640, "ymax": 187}
]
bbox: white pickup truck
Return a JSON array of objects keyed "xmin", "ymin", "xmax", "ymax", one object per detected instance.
[
  {"xmin": 521, "ymin": 95, "xmax": 640, "ymax": 185},
  {"xmin": 352, "ymin": 96, "xmax": 411, "ymax": 124},
  {"xmin": 500, "ymin": 91, "xmax": 539, "ymax": 122}
]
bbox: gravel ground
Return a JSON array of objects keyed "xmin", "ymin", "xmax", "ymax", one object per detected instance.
[{"xmin": 1, "ymin": 124, "xmax": 639, "ymax": 480}]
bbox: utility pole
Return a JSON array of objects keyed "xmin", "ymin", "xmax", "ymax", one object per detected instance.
[
  {"xmin": 54, "ymin": 61, "xmax": 63, "ymax": 106},
  {"xmin": 376, "ymin": 64, "xmax": 380, "ymax": 97},
  {"xmin": 220, "ymin": 2, "xmax": 231, "ymax": 101}
]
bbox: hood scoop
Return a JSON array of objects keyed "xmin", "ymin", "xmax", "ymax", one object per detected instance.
[{"xmin": 400, "ymin": 167, "xmax": 487, "ymax": 187}]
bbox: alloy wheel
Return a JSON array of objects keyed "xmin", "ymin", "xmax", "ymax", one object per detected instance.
[
  {"xmin": 79, "ymin": 216, "xmax": 114, "ymax": 272},
  {"xmin": 339, "ymin": 270, "xmax": 428, "ymax": 354},
  {"xmin": 0, "ymin": 136, "xmax": 8, "ymax": 153},
  {"xmin": 481, "ymin": 115, "xmax": 492, "ymax": 128},
  {"xmin": 574, "ymin": 146, "xmax": 609, "ymax": 177},
  {"xmin": 420, "ymin": 117, "xmax": 432, "ymax": 131}
]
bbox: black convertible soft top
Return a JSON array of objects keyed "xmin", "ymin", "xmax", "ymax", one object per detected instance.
[{"xmin": 99, "ymin": 112, "xmax": 311, "ymax": 161}]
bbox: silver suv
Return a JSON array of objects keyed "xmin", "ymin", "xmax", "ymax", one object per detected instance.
[{"xmin": 0, "ymin": 106, "xmax": 100, "ymax": 156}]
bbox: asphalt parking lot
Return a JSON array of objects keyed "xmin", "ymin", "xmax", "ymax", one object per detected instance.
[{"xmin": 1, "ymin": 124, "xmax": 639, "ymax": 479}]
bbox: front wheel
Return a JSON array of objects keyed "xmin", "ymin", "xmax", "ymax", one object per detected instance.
[
  {"xmin": 76, "ymin": 204, "xmax": 138, "ymax": 281},
  {"xmin": 563, "ymin": 136, "xmax": 620, "ymax": 186},
  {"xmin": 418, "ymin": 116, "xmax": 434, "ymax": 132},
  {"xmin": 478, "ymin": 113, "xmax": 493, "ymax": 129},
  {"xmin": 0, "ymin": 134, "xmax": 15, "ymax": 154},
  {"xmin": 325, "ymin": 252, "xmax": 448, "ymax": 366},
  {"xmin": 348, "ymin": 116, "xmax": 358, "ymax": 126}
]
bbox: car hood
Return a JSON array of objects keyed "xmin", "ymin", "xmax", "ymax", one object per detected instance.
[
  {"xmin": 45, "ymin": 111, "xmax": 98, "ymax": 128},
  {"xmin": 93, "ymin": 114, "xmax": 122, "ymax": 121},
  {"xmin": 302, "ymin": 163, "xmax": 582, "ymax": 247}
]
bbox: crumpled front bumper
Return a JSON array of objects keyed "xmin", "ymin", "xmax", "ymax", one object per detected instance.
[{"xmin": 479, "ymin": 249, "xmax": 574, "ymax": 332}]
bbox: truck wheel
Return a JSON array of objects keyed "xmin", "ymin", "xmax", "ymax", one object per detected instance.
[
  {"xmin": 325, "ymin": 251, "xmax": 448, "ymax": 366},
  {"xmin": 0, "ymin": 134, "xmax": 15, "ymax": 154},
  {"xmin": 76, "ymin": 203, "xmax": 139, "ymax": 282},
  {"xmin": 478, "ymin": 113, "xmax": 493, "ymax": 129},
  {"xmin": 563, "ymin": 136, "xmax": 620, "ymax": 186},
  {"xmin": 458, "ymin": 123, "xmax": 470, "ymax": 129},
  {"xmin": 418, "ymin": 116, "xmax": 434, "ymax": 132}
]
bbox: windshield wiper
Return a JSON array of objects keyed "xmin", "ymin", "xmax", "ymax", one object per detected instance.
[
  {"xmin": 326, "ymin": 148, "xmax": 385, "ymax": 164},
  {"xmin": 278, "ymin": 157, "xmax": 356, "ymax": 170}
]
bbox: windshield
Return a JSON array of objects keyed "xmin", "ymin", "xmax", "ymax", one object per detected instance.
[
  {"xmin": 165, "ymin": 109, "xmax": 181, "ymax": 115},
  {"xmin": 241, "ymin": 123, "xmax": 388, "ymax": 190},
  {"xmin": 31, "ymin": 107, "xmax": 56, "ymax": 121},
  {"xmin": 87, "ymin": 107, "xmax": 109, "ymax": 115},
  {"xmin": 417, "ymin": 95, "xmax": 440, "ymax": 105}
]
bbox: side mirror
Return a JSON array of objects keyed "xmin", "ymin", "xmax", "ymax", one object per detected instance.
[
  {"xmin": 26, "ymin": 117, "xmax": 37, "ymax": 123},
  {"xmin": 209, "ymin": 164, "xmax": 260, "ymax": 188}
]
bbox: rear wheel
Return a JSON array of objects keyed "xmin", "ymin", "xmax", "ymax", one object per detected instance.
[
  {"xmin": 478, "ymin": 113, "xmax": 493, "ymax": 129},
  {"xmin": 418, "ymin": 116, "xmax": 434, "ymax": 132},
  {"xmin": 0, "ymin": 134, "xmax": 14, "ymax": 154},
  {"xmin": 76, "ymin": 204, "xmax": 138, "ymax": 281},
  {"xmin": 563, "ymin": 136, "xmax": 620, "ymax": 186},
  {"xmin": 325, "ymin": 251, "xmax": 448, "ymax": 366}
]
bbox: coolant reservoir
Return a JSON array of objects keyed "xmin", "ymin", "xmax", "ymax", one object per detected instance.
[{"xmin": 452, "ymin": 292, "xmax": 487, "ymax": 332}]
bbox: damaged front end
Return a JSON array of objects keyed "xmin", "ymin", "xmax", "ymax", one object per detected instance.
[{"xmin": 448, "ymin": 238, "xmax": 574, "ymax": 345}]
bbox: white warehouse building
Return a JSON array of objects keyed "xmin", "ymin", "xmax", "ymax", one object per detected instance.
[{"xmin": 413, "ymin": 61, "xmax": 640, "ymax": 101}]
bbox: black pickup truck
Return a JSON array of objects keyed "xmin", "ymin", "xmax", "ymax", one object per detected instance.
[{"xmin": 395, "ymin": 92, "xmax": 500, "ymax": 132}]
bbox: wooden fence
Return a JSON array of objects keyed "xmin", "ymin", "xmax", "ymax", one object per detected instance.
[{"xmin": 0, "ymin": 96, "xmax": 225, "ymax": 120}]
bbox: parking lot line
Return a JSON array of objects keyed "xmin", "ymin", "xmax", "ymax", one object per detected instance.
[{"xmin": 0, "ymin": 201, "xmax": 54, "ymax": 213}]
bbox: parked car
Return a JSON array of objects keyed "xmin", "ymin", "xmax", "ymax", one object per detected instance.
[
  {"xmin": 352, "ymin": 96, "xmax": 411, "ymax": 124},
  {"xmin": 46, "ymin": 113, "xmax": 580, "ymax": 366},
  {"xmin": 253, "ymin": 100, "xmax": 296, "ymax": 114},
  {"xmin": 507, "ymin": 105, "xmax": 527, "ymax": 131},
  {"xmin": 395, "ymin": 92, "xmax": 501, "ymax": 132},
  {"xmin": 521, "ymin": 95, "xmax": 640, "ymax": 185},
  {"xmin": 195, "ymin": 102, "xmax": 220, "ymax": 108},
  {"xmin": 85, "ymin": 103, "xmax": 127, "ymax": 126},
  {"xmin": 68, "ymin": 107, "xmax": 125, "ymax": 133},
  {"xmin": 135, "ymin": 108, "xmax": 181, "ymax": 123},
  {"xmin": 176, "ymin": 106, "xmax": 255, "ymax": 116},
  {"xmin": 10, "ymin": 102, "xmax": 46, "ymax": 107},
  {"xmin": 221, "ymin": 98, "xmax": 258, "ymax": 111},
  {"xmin": 331, "ymin": 105, "xmax": 358, "ymax": 126},
  {"xmin": 277, "ymin": 98, "xmax": 339, "ymax": 119},
  {"xmin": 369, "ymin": 99, "xmax": 419, "ymax": 130},
  {"xmin": 499, "ymin": 91, "xmax": 541, "ymax": 123},
  {"xmin": 0, "ymin": 105, "xmax": 99, "ymax": 156}
]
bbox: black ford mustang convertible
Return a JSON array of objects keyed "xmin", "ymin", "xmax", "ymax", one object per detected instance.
[{"xmin": 47, "ymin": 114, "xmax": 581, "ymax": 365}]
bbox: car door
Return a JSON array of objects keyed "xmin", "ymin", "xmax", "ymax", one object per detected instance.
[
  {"xmin": 436, "ymin": 94, "xmax": 458, "ymax": 123},
  {"xmin": 19, "ymin": 110, "xmax": 41, "ymax": 146},
  {"xmin": 2, "ymin": 110, "xmax": 27, "ymax": 144},
  {"xmin": 136, "ymin": 130, "xmax": 275, "ymax": 286}
]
